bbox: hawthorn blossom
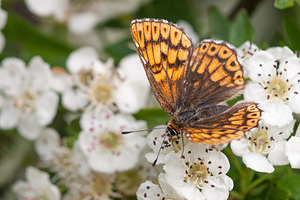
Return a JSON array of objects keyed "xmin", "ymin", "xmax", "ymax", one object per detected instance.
[
  {"xmin": 79, "ymin": 109, "xmax": 147, "ymax": 173},
  {"xmin": 241, "ymin": 46, "xmax": 300, "ymax": 127},
  {"xmin": 12, "ymin": 166, "xmax": 60, "ymax": 200},
  {"xmin": 286, "ymin": 124, "xmax": 300, "ymax": 168},
  {"xmin": 62, "ymin": 47, "xmax": 149, "ymax": 116},
  {"xmin": 231, "ymin": 120, "xmax": 295, "ymax": 173},
  {"xmin": 0, "ymin": 57, "xmax": 59, "ymax": 140}
]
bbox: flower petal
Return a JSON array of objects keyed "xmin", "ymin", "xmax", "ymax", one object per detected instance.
[{"xmin": 243, "ymin": 151, "xmax": 274, "ymax": 173}]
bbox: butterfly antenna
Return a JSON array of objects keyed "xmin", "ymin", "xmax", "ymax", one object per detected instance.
[
  {"xmin": 152, "ymin": 134, "xmax": 168, "ymax": 166},
  {"xmin": 122, "ymin": 127, "xmax": 165, "ymax": 135}
]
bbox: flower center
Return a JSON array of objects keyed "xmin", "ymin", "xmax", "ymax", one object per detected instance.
[
  {"xmin": 13, "ymin": 89, "xmax": 38, "ymax": 115},
  {"xmin": 89, "ymin": 81, "xmax": 113, "ymax": 105},
  {"xmin": 265, "ymin": 77, "xmax": 289, "ymax": 101},
  {"xmin": 184, "ymin": 161, "xmax": 208, "ymax": 188},
  {"xmin": 100, "ymin": 132, "xmax": 123, "ymax": 150},
  {"xmin": 247, "ymin": 128, "xmax": 274, "ymax": 155}
]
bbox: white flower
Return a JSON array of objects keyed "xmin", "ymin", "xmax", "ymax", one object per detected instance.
[
  {"xmin": 160, "ymin": 143, "xmax": 233, "ymax": 200},
  {"xmin": 286, "ymin": 124, "xmax": 300, "ymax": 168},
  {"xmin": 0, "ymin": 57, "xmax": 59, "ymax": 140},
  {"xmin": 137, "ymin": 180, "xmax": 175, "ymax": 200},
  {"xmin": 79, "ymin": 109, "xmax": 147, "ymax": 173},
  {"xmin": 242, "ymin": 46, "xmax": 300, "ymax": 127},
  {"xmin": 63, "ymin": 47, "xmax": 149, "ymax": 115},
  {"xmin": 50, "ymin": 67, "xmax": 73, "ymax": 93},
  {"xmin": 12, "ymin": 166, "xmax": 60, "ymax": 200},
  {"xmin": 231, "ymin": 120, "xmax": 295, "ymax": 173}
]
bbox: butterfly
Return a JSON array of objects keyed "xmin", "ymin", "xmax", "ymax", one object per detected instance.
[{"xmin": 130, "ymin": 18, "xmax": 261, "ymax": 145}]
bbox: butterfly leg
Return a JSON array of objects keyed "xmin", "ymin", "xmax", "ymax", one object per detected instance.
[{"xmin": 180, "ymin": 132, "xmax": 185, "ymax": 158}]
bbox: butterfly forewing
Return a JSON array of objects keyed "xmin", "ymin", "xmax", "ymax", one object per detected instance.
[{"xmin": 130, "ymin": 19, "xmax": 193, "ymax": 115}]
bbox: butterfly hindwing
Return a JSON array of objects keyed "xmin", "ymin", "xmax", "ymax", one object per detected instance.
[
  {"xmin": 178, "ymin": 40, "xmax": 244, "ymax": 108},
  {"xmin": 130, "ymin": 19, "xmax": 193, "ymax": 115},
  {"xmin": 185, "ymin": 103, "xmax": 261, "ymax": 145}
]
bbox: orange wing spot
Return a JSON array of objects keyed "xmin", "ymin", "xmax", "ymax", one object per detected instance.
[
  {"xmin": 234, "ymin": 79, "xmax": 244, "ymax": 85},
  {"xmin": 143, "ymin": 22, "xmax": 152, "ymax": 41},
  {"xmin": 146, "ymin": 44, "xmax": 155, "ymax": 66},
  {"xmin": 226, "ymin": 56, "xmax": 240, "ymax": 71},
  {"xmin": 223, "ymin": 125, "xmax": 238, "ymax": 129},
  {"xmin": 168, "ymin": 48, "xmax": 178, "ymax": 64},
  {"xmin": 181, "ymin": 34, "xmax": 192, "ymax": 48},
  {"xmin": 210, "ymin": 66, "xmax": 227, "ymax": 82},
  {"xmin": 153, "ymin": 43, "xmax": 161, "ymax": 64},
  {"xmin": 142, "ymin": 50, "xmax": 149, "ymax": 62},
  {"xmin": 231, "ymin": 120, "xmax": 244, "ymax": 125},
  {"xmin": 207, "ymin": 43, "xmax": 222, "ymax": 57},
  {"xmin": 219, "ymin": 76, "xmax": 232, "ymax": 86},
  {"xmin": 161, "ymin": 41, "xmax": 168, "ymax": 55},
  {"xmin": 178, "ymin": 48, "xmax": 189, "ymax": 61},
  {"xmin": 135, "ymin": 23, "xmax": 145, "ymax": 48},
  {"xmin": 247, "ymin": 119, "xmax": 259, "ymax": 126},
  {"xmin": 197, "ymin": 55, "xmax": 211, "ymax": 74},
  {"xmin": 218, "ymin": 46, "xmax": 233, "ymax": 59},
  {"xmin": 247, "ymin": 104, "xmax": 258, "ymax": 111},
  {"xmin": 170, "ymin": 26, "xmax": 182, "ymax": 46},
  {"xmin": 227, "ymin": 83, "xmax": 235, "ymax": 87},
  {"xmin": 240, "ymin": 126, "xmax": 251, "ymax": 131},
  {"xmin": 208, "ymin": 58, "xmax": 222, "ymax": 73},
  {"xmin": 199, "ymin": 42, "xmax": 211, "ymax": 54},
  {"xmin": 151, "ymin": 22, "xmax": 160, "ymax": 41},
  {"xmin": 247, "ymin": 112, "xmax": 260, "ymax": 119},
  {"xmin": 194, "ymin": 81, "xmax": 199, "ymax": 87},
  {"xmin": 229, "ymin": 115, "xmax": 243, "ymax": 121},
  {"xmin": 160, "ymin": 23, "xmax": 170, "ymax": 40},
  {"xmin": 191, "ymin": 54, "xmax": 203, "ymax": 72},
  {"xmin": 233, "ymin": 70, "xmax": 243, "ymax": 80},
  {"xmin": 172, "ymin": 66, "xmax": 184, "ymax": 81}
]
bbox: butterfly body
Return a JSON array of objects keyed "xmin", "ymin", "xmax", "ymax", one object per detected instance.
[{"xmin": 130, "ymin": 18, "xmax": 261, "ymax": 145}]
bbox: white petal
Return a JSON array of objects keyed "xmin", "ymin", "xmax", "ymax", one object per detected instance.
[
  {"xmin": 118, "ymin": 54, "xmax": 149, "ymax": 87},
  {"xmin": 0, "ymin": 102, "xmax": 20, "ymax": 129},
  {"xmin": 35, "ymin": 128, "xmax": 60, "ymax": 161},
  {"xmin": 278, "ymin": 56, "xmax": 300, "ymax": 85},
  {"xmin": 0, "ymin": 57, "xmax": 27, "ymax": 96},
  {"xmin": 268, "ymin": 140, "xmax": 289, "ymax": 165},
  {"xmin": 245, "ymin": 51, "xmax": 276, "ymax": 82},
  {"xmin": 50, "ymin": 67, "xmax": 73, "ymax": 92},
  {"xmin": 287, "ymin": 85, "xmax": 300, "ymax": 114},
  {"xmin": 243, "ymin": 82, "xmax": 267, "ymax": 102},
  {"xmin": 286, "ymin": 136, "xmax": 300, "ymax": 168},
  {"xmin": 230, "ymin": 138, "xmax": 249, "ymax": 157},
  {"xmin": 115, "ymin": 80, "xmax": 149, "ymax": 113},
  {"xmin": 18, "ymin": 115, "xmax": 43, "ymax": 140},
  {"xmin": 62, "ymin": 88, "xmax": 88, "ymax": 111},
  {"xmin": 28, "ymin": 56, "xmax": 52, "ymax": 91},
  {"xmin": 0, "ymin": 8, "xmax": 7, "ymax": 30},
  {"xmin": 26, "ymin": 166, "xmax": 50, "ymax": 186},
  {"xmin": 266, "ymin": 46, "xmax": 295, "ymax": 62},
  {"xmin": 35, "ymin": 91, "xmax": 58, "ymax": 126},
  {"xmin": 68, "ymin": 12, "xmax": 100, "ymax": 34},
  {"xmin": 260, "ymin": 101, "xmax": 293, "ymax": 127},
  {"xmin": 136, "ymin": 181, "xmax": 164, "ymax": 200},
  {"xmin": 66, "ymin": 46, "xmax": 99, "ymax": 73},
  {"xmin": 202, "ymin": 176, "xmax": 233, "ymax": 200},
  {"xmin": 243, "ymin": 152, "xmax": 274, "ymax": 173}
]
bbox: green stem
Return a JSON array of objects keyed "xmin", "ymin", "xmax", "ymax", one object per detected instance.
[
  {"xmin": 246, "ymin": 173, "xmax": 270, "ymax": 192},
  {"xmin": 230, "ymin": 190, "xmax": 244, "ymax": 199},
  {"xmin": 225, "ymin": 147, "xmax": 245, "ymax": 177}
]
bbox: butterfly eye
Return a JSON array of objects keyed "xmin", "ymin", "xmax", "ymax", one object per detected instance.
[{"xmin": 167, "ymin": 127, "xmax": 177, "ymax": 136}]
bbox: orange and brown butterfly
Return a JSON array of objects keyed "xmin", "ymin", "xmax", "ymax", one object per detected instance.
[{"xmin": 130, "ymin": 18, "xmax": 261, "ymax": 145}]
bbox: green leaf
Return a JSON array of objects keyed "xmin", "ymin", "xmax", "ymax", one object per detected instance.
[
  {"xmin": 283, "ymin": 15, "xmax": 300, "ymax": 51},
  {"xmin": 265, "ymin": 184, "xmax": 291, "ymax": 199},
  {"xmin": 274, "ymin": 0, "xmax": 294, "ymax": 9},
  {"xmin": 134, "ymin": 108, "xmax": 170, "ymax": 129},
  {"xmin": 229, "ymin": 10, "xmax": 254, "ymax": 47},
  {"xmin": 277, "ymin": 171, "xmax": 300, "ymax": 199},
  {"xmin": 227, "ymin": 94, "xmax": 244, "ymax": 106},
  {"xmin": 209, "ymin": 6, "xmax": 230, "ymax": 41}
]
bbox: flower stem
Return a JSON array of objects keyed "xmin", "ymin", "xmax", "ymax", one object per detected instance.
[
  {"xmin": 225, "ymin": 147, "xmax": 245, "ymax": 177},
  {"xmin": 246, "ymin": 173, "xmax": 270, "ymax": 192}
]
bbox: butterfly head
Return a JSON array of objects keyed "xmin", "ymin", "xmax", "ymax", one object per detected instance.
[{"xmin": 166, "ymin": 120, "xmax": 179, "ymax": 137}]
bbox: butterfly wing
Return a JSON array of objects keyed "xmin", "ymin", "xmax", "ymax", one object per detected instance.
[
  {"xmin": 185, "ymin": 103, "xmax": 261, "ymax": 145},
  {"xmin": 178, "ymin": 40, "xmax": 244, "ymax": 108},
  {"xmin": 130, "ymin": 19, "xmax": 193, "ymax": 115}
]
